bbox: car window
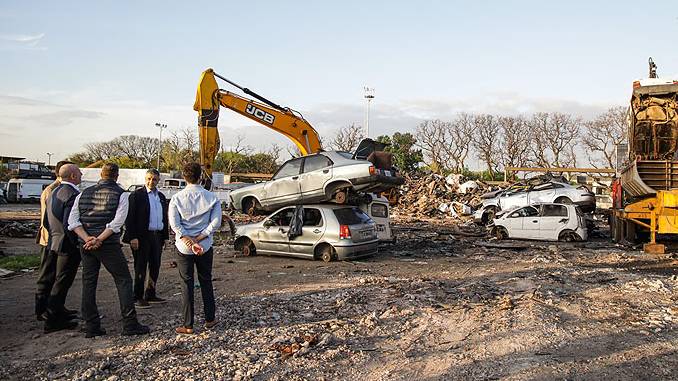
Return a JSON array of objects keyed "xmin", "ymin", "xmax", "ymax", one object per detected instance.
[
  {"xmin": 333, "ymin": 207, "xmax": 373, "ymax": 225},
  {"xmin": 273, "ymin": 158, "xmax": 303, "ymax": 179},
  {"xmin": 268, "ymin": 208, "xmax": 295, "ymax": 226},
  {"xmin": 532, "ymin": 183, "xmax": 555, "ymax": 191},
  {"xmin": 371, "ymin": 203, "xmax": 388, "ymax": 218},
  {"xmin": 541, "ymin": 204, "xmax": 568, "ymax": 217},
  {"xmin": 337, "ymin": 151, "xmax": 353, "ymax": 159},
  {"xmin": 510, "ymin": 206, "xmax": 539, "ymax": 218},
  {"xmin": 303, "ymin": 154, "xmax": 332, "ymax": 173},
  {"xmin": 303, "ymin": 208, "xmax": 323, "ymax": 226}
]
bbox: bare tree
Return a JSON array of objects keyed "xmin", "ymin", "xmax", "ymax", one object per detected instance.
[
  {"xmin": 471, "ymin": 114, "xmax": 501, "ymax": 178},
  {"xmin": 498, "ymin": 115, "xmax": 531, "ymax": 169},
  {"xmin": 331, "ymin": 123, "xmax": 364, "ymax": 151},
  {"xmin": 582, "ymin": 106, "xmax": 628, "ymax": 168},
  {"xmin": 444, "ymin": 113, "xmax": 474, "ymax": 173},
  {"xmin": 528, "ymin": 112, "xmax": 581, "ymax": 168},
  {"xmin": 415, "ymin": 119, "xmax": 449, "ymax": 173}
]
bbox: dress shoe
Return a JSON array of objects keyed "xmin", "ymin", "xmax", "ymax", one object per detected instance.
[
  {"xmin": 44, "ymin": 319, "xmax": 78, "ymax": 334},
  {"xmin": 122, "ymin": 323, "xmax": 150, "ymax": 336},
  {"xmin": 175, "ymin": 326, "xmax": 194, "ymax": 334},
  {"xmin": 63, "ymin": 307, "xmax": 78, "ymax": 315},
  {"xmin": 85, "ymin": 327, "xmax": 107, "ymax": 338},
  {"xmin": 205, "ymin": 320, "xmax": 217, "ymax": 330},
  {"xmin": 135, "ymin": 299, "xmax": 151, "ymax": 309},
  {"xmin": 146, "ymin": 296, "xmax": 166, "ymax": 304}
]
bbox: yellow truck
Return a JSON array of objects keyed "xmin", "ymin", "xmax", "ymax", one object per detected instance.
[{"xmin": 611, "ymin": 59, "xmax": 678, "ymax": 254}]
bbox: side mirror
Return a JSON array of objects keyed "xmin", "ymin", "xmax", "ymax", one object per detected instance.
[{"xmin": 263, "ymin": 219, "xmax": 274, "ymax": 228}]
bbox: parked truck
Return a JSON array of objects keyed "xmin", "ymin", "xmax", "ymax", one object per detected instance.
[{"xmin": 611, "ymin": 58, "xmax": 678, "ymax": 253}]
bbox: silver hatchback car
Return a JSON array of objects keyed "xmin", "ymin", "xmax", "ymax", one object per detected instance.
[{"xmin": 234, "ymin": 204, "xmax": 378, "ymax": 262}]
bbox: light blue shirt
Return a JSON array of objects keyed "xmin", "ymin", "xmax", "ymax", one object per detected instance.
[
  {"xmin": 168, "ymin": 184, "xmax": 221, "ymax": 255},
  {"xmin": 147, "ymin": 187, "xmax": 164, "ymax": 231}
]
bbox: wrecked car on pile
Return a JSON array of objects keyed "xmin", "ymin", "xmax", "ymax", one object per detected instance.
[
  {"xmin": 233, "ymin": 204, "xmax": 378, "ymax": 262},
  {"xmin": 229, "ymin": 139, "xmax": 404, "ymax": 216},
  {"xmin": 474, "ymin": 179, "xmax": 595, "ymax": 224},
  {"xmin": 492, "ymin": 203, "xmax": 588, "ymax": 242}
]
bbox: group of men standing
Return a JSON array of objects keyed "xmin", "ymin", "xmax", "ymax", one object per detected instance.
[{"xmin": 34, "ymin": 161, "xmax": 221, "ymax": 337}]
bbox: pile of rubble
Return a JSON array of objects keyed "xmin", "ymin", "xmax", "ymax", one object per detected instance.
[
  {"xmin": 0, "ymin": 220, "xmax": 39, "ymax": 238},
  {"xmin": 393, "ymin": 173, "xmax": 496, "ymax": 219}
]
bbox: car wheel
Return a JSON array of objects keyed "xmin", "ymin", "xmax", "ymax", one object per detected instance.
[
  {"xmin": 319, "ymin": 245, "xmax": 337, "ymax": 262},
  {"xmin": 243, "ymin": 198, "xmax": 260, "ymax": 216},
  {"xmin": 241, "ymin": 238, "xmax": 256, "ymax": 256},
  {"xmin": 555, "ymin": 196, "xmax": 573, "ymax": 205},
  {"xmin": 559, "ymin": 230, "xmax": 579, "ymax": 242},
  {"xmin": 333, "ymin": 190, "xmax": 348, "ymax": 204},
  {"xmin": 495, "ymin": 227, "xmax": 509, "ymax": 240}
]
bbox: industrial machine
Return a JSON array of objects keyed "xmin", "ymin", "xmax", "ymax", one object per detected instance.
[
  {"xmin": 611, "ymin": 58, "xmax": 678, "ymax": 253},
  {"xmin": 193, "ymin": 69, "xmax": 323, "ymax": 188}
]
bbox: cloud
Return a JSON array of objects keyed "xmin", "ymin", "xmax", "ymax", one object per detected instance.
[{"xmin": 0, "ymin": 33, "xmax": 46, "ymax": 50}]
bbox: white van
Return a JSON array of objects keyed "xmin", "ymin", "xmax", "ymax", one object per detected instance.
[
  {"xmin": 6, "ymin": 178, "xmax": 54, "ymax": 203},
  {"xmin": 359, "ymin": 194, "xmax": 394, "ymax": 243}
]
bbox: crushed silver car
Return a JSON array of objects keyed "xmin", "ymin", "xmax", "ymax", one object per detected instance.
[
  {"xmin": 233, "ymin": 204, "xmax": 378, "ymax": 262},
  {"xmin": 230, "ymin": 142, "xmax": 404, "ymax": 215},
  {"xmin": 474, "ymin": 179, "xmax": 595, "ymax": 224}
]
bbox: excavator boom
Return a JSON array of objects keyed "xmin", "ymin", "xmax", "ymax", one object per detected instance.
[{"xmin": 194, "ymin": 69, "xmax": 322, "ymax": 186}]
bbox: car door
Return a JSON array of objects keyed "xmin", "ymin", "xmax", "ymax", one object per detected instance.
[
  {"xmin": 539, "ymin": 204, "xmax": 569, "ymax": 240},
  {"xmin": 288, "ymin": 207, "xmax": 326, "ymax": 256},
  {"xmin": 298, "ymin": 154, "xmax": 333, "ymax": 203},
  {"xmin": 261, "ymin": 158, "xmax": 303, "ymax": 207},
  {"xmin": 527, "ymin": 183, "xmax": 557, "ymax": 204},
  {"xmin": 500, "ymin": 189, "xmax": 528, "ymax": 210},
  {"xmin": 520, "ymin": 206, "xmax": 541, "ymax": 238},
  {"xmin": 502, "ymin": 210, "xmax": 526, "ymax": 238},
  {"xmin": 257, "ymin": 208, "xmax": 294, "ymax": 255}
]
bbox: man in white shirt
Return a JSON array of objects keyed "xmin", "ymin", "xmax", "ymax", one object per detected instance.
[
  {"xmin": 68, "ymin": 163, "xmax": 150, "ymax": 338},
  {"xmin": 168, "ymin": 162, "xmax": 221, "ymax": 334}
]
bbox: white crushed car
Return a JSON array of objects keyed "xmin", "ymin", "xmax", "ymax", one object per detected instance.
[
  {"xmin": 491, "ymin": 203, "xmax": 588, "ymax": 242},
  {"xmin": 474, "ymin": 179, "xmax": 595, "ymax": 224}
]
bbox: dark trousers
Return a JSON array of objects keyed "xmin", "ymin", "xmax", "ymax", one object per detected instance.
[
  {"xmin": 132, "ymin": 232, "xmax": 163, "ymax": 300},
  {"xmin": 81, "ymin": 244, "xmax": 138, "ymax": 330},
  {"xmin": 176, "ymin": 248, "xmax": 215, "ymax": 328},
  {"xmin": 36, "ymin": 245, "xmax": 81, "ymax": 318}
]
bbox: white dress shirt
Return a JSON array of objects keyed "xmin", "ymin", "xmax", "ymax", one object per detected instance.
[{"xmin": 68, "ymin": 192, "xmax": 130, "ymax": 234}]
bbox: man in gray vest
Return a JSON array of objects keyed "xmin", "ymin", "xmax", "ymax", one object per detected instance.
[
  {"xmin": 42, "ymin": 164, "xmax": 82, "ymax": 333},
  {"xmin": 68, "ymin": 163, "xmax": 150, "ymax": 338}
]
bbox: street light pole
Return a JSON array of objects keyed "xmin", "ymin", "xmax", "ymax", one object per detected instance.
[
  {"xmin": 155, "ymin": 123, "xmax": 167, "ymax": 170},
  {"xmin": 46, "ymin": 152, "xmax": 53, "ymax": 166},
  {"xmin": 363, "ymin": 87, "xmax": 375, "ymax": 138}
]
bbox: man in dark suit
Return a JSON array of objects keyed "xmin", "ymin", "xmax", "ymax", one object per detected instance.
[
  {"xmin": 123, "ymin": 169, "xmax": 169, "ymax": 308},
  {"xmin": 43, "ymin": 163, "xmax": 82, "ymax": 332}
]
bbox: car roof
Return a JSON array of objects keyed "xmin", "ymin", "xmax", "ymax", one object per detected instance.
[{"xmin": 273, "ymin": 204, "xmax": 362, "ymax": 211}]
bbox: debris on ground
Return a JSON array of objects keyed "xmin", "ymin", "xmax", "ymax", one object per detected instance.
[{"xmin": 0, "ymin": 220, "xmax": 38, "ymax": 238}]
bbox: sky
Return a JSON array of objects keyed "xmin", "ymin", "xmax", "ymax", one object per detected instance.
[{"xmin": 1, "ymin": 1, "xmax": 677, "ymax": 166}]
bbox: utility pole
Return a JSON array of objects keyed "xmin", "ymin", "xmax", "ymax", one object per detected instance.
[
  {"xmin": 364, "ymin": 86, "xmax": 375, "ymax": 138},
  {"xmin": 155, "ymin": 122, "xmax": 167, "ymax": 170},
  {"xmin": 46, "ymin": 152, "xmax": 53, "ymax": 166}
]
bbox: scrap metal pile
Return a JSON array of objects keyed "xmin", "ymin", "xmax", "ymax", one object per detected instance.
[
  {"xmin": 393, "ymin": 173, "xmax": 495, "ymax": 219},
  {"xmin": 0, "ymin": 220, "xmax": 39, "ymax": 238}
]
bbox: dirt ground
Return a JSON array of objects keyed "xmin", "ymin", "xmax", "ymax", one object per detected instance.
[{"xmin": 0, "ymin": 204, "xmax": 677, "ymax": 380}]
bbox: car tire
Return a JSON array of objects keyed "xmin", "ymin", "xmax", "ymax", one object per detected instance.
[
  {"xmin": 242, "ymin": 198, "xmax": 260, "ymax": 216},
  {"xmin": 241, "ymin": 238, "xmax": 256, "ymax": 257},
  {"xmin": 559, "ymin": 230, "xmax": 580, "ymax": 242},
  {"xmin": 555, "ymin": 196, "xmax": 573, "ymax": 205},
  {"xmin": 333, "ymin": 190, "xmax": 348, "ymax": 204},
  {"xmin": 495, "ymin": 227, "xmax": 509, "ymax": 240},
  {"xmin": 318, "ymin": 245, "xmax": 337, "ymax": 262}
]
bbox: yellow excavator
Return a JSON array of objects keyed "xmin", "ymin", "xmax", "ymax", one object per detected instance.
[{"xmin": 193, "ymin": 68, "xmax": 322, "ymax": 188}]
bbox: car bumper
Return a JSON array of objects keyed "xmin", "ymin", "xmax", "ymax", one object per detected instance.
[
  {"xmin": 350, "ymin": 174, "xmax": 405, "ymax": 193},
  {"xmin": 334, "ymin": 241, "xmax": 379, "ymax": 260}
]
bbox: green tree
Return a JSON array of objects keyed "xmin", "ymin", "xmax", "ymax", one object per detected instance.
[{"xmin": 377, "ymin": 132, "xmax": 423, "ymax": 173}]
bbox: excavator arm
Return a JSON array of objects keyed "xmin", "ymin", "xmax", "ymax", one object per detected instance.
[{"xmin": 194, "ymin": 69, "xmax": 322, "ymax": 186}]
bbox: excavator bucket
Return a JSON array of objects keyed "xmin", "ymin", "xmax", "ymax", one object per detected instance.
[{"xmin": 194, "ymin": 69, "xmax": 221, "ymax": 187}]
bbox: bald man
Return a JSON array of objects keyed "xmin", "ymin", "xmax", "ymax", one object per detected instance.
[{"xmin": 42, "ymin": 164, "xmax": 83, "ymax": 333}]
